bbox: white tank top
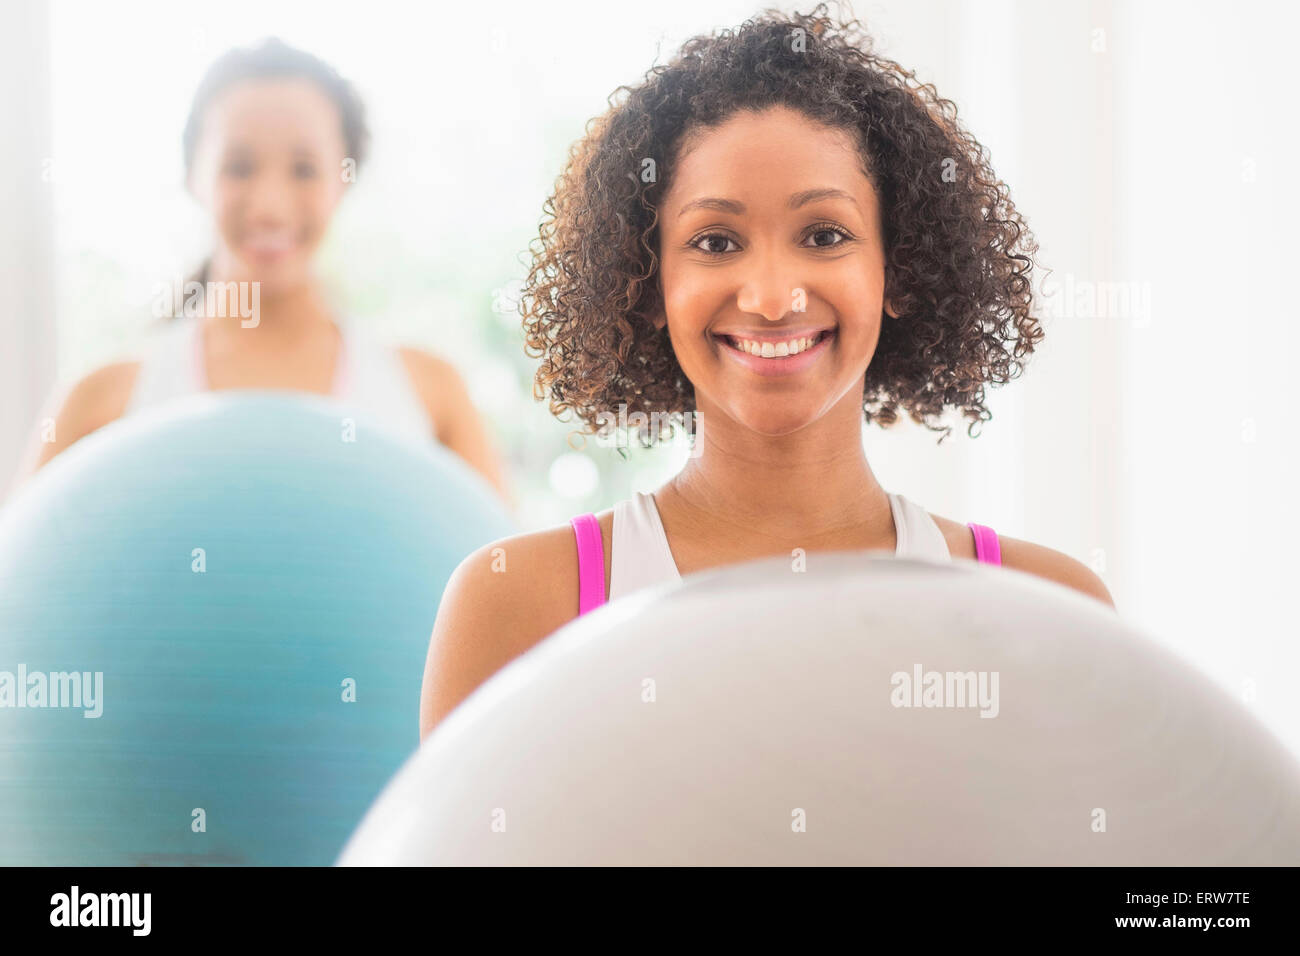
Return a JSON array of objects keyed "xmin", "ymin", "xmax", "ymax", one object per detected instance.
[
  {"xmin": 609, "ymin": 490, "xmax": 951, "ymax": 601},
  {"xmin": 126, "ymin": 315, "xmax": 436, "ymax": 445}
]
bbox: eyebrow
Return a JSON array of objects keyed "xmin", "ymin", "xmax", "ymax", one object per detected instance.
[
  {"xmin": 676, "ymin": 188, "xmax": 860, "ymax": 219},
  {"xmin": 789, "ymin": 187, "xmax": 859, "ymax": 211},
  {"xmin": 221, "ymin": 142, "xmax": 321, "ymax": 155},
  {"xmin": 677, "ymin": 197, "xmax": 745, "ymax": 218}
]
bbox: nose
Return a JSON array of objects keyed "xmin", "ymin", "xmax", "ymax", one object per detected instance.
[
  {"xmin": 734, "ymin": 245, "xmax": 802, "ymax": 323},
  {"xmin": 242, "ymin": 169, "xmax": 294, "ymax": 227}
]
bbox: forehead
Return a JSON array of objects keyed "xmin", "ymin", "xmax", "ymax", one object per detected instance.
[
  {"xmin": 663, "ymin": 106, "xmax": 875, "ymax": 211},
  {"xmin": 200, "ymin": 77, "xmax": 345, "ymax": 152}
]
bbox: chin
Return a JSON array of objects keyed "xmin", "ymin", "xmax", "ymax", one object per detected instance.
[
  {"xmin": 237, "ymin": 262, "xmax": 309, "ymax": 297},
  {"xmin": 729, "ymin": 408, "xmax": 822, "ymax": 438}
]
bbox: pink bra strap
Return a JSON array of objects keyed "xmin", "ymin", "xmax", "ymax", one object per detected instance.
[
  {"xmin": 570, "ymin": 514, "xmax": 607, "ymax": 615},
  {"xmin": 966, "ymin": 523, "xmax": 1002, "ymax": 566}
]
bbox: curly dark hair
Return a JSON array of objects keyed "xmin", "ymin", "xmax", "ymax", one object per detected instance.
[{"xmin": 521, "ymin": 3, "xmax": 1042, "ymax": 444}]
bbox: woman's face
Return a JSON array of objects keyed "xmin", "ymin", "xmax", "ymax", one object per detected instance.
[
  {"xmin": 187, "ymin": 78, "xmax": 349, "ymax": 296},
  {"xmin": 656, "ymin": 105, "xmax": 895, "ymax": 438}
]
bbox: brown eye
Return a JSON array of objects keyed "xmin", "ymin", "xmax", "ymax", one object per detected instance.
[
  {"xmin": 690, "ymin": 233, "xmax": 740, "ymax": 255},
  {"xmin": 804, "ymin": 227, "xmax": 849, "ymax": 248}
]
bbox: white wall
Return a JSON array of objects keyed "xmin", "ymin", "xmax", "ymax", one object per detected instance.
[
  {"xmin": 1113, "ymin": 0, "xmax": 1299, "ymax": 757},
  {"xmin": 0, "ymin": 0, "xmax": 57, "ymax": 493}
]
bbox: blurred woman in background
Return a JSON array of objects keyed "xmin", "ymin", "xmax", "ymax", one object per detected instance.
[{"xmin": 14, "ymin": 38, "xmax": 508, "ymax": 500}]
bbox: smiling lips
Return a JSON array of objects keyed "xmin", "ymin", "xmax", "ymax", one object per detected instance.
[
  {"xmin": 241, "ymin": 230, "xmax": 298, "ymax": 261},
  {"xmin": 715, "ymin": 328, "xmax": 836, "ymax": 376}
]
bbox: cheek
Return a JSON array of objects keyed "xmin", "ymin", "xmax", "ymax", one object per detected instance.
[
  {"xmin": 661, "ymin": 260, "xmax": 725, "ymax": 331},
  {"xmin": 301, "ymin": 182, "xmax": 344, "ymax": 235},
  {"xmin": 825, "ymin": 258, "xmax": 886, "ymax": 326},
  {"xmin": 207, "ymin": 185, "xmax": 243, "ymax": 239}
]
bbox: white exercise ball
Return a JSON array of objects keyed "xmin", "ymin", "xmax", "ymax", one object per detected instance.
[{"xmin": 340, "ymin": 554, "xmax": 1300, "ymax": 865}]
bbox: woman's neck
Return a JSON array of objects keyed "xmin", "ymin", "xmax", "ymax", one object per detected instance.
[
  {"xmin": 659, "ymin": 394, "xmax": 894, "ymax": 549},
  {"xmin": 200, "ymin": 271, "xmax": 335, "ymax": 342}
]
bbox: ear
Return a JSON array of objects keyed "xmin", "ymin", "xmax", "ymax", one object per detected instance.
[
  {"xmin": 884, "ymin": 297, "xmax": 900, "ymax": 319},
  {"xmin": 650, "ymin": 308, "xmax": 668, "ymax": 332}
]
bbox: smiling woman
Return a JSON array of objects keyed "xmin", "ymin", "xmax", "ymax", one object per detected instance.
[
  {"xmin": 179, "ymin": 39, "xmax": 367, "ymax": 297},
  {"xmin": 418, "ymin": 5, "xmax": 1111, "ymax": 740},
  {"xmin": 655, "ymin": 107, "xmax": 896, "ymax": 434},
  {"xmin": 522, "ymin": 19, "xmax": 1042, "ymax": 444},
  {"xmin": 12, "ymin": 38, "xmax": 509, "ymax": 502}
]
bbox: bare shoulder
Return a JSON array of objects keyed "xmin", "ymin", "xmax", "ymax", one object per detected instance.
[
  {"xmin": 996, "ymin": 535, "xmax": 1115, "ymax": 609},
  {"xmin": 396, "ymin": 347, "xmax": 479, "ymax": 435},
  {"xmin": 437, "ymin": 523, "xmax": 583, "ymax": 639},
  {"xmin": 419, "ymin": 511, "xmax": 614, "ymax": 736},
  {"xmin": 397, "ymin": 344, "xmax": 455, "ymax": 376},
  {"xmin": 30, "ymin": 360, "xmax": 141, "ymax": 470},
  {"xmin": 929, "ymin": 512, "xmax": 1115, "ymax": 609},
  {"xmin": 396, "ymin": 346, "xmax": 465, "ymax": 406},
  {"xmin": 60, "ymin": 360, "xmax": 141, "ymax": 422},
  {"xmin": 396, "ymin": 346, "xmax": 513, "ymax": 499}
]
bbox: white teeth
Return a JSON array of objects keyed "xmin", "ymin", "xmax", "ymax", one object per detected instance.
[{"xmin": 730, "ymin": 333, "xmax": 822, "ymax": 357}]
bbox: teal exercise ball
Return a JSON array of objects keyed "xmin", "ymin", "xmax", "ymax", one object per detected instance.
[
  {"xmin": 340, "ymin": 555, "xmax": 1300, "ymax": 865},
  {"xmin": 0, "ymin": 391, "xmax": 515, "ymax": 865}
]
